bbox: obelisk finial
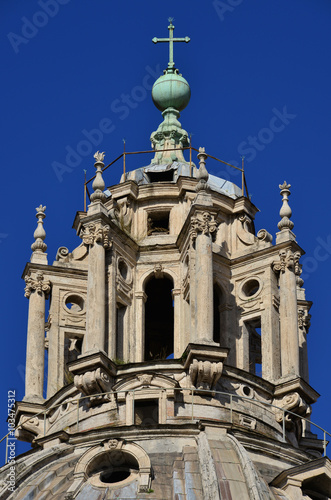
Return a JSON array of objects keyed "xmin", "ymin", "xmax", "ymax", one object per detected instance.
[
  {"xmin": 90, "ymin": 151, "xmax": 106, "ymax": 204},
  {"xmin": 278, "ymin": 181, "xmax": 294, "ymax": 231},
  {"xmin": 31, "ymin": 205, "xmax": 48, "ymax": 264}
]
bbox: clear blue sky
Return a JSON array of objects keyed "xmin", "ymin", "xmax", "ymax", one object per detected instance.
[{"xmin": 1, "ymin": 0, "xmax": 330, "ymax": 459}]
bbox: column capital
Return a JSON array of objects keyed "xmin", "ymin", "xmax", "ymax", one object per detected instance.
[
  {"xmin": 189, "ymin": 210, "xmax": 218, "ymax": 242},
  {"xmin": 24, "ymin": 272, "xmax": 51, "ymax": 299},
  {"xmin": 81, "ymin": 221, "xmax": 111, "ymax": 248},
  {"xmin": 273, "ymin": 248, "xmax": 301, "ymax": 274}
]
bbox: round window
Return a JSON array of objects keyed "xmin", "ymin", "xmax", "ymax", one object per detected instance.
[
  {"xmin": 241, "ymin": 279, "xmax": 260, "ymax": 298},
  {"xmin": 65, "ymin": 294, "xmax": 85, "ymax": 313},
  {"xmin": 87, "ymin": 450, "xmax": 139, "ymax": 489}
]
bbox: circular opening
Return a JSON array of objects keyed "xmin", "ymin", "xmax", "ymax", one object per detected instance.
[
  {"xmin": 242, "ymin": 279, "xmax": 260, "ymax": 298},
  {"xmin": 100, "ymin": 468, "xmax": 131, "ymax": 484},
  {"xmin": 65, "ymin": 294, "xmax": 84, "ymax": 313},
  {"xmin": 118, "ymin": 259, "xmax": 129, "ymax": 281},
  {"xmin": 243, "ymin": 386, "xmax": 251, "ymax": 397}
]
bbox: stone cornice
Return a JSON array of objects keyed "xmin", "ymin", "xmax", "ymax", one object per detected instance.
[
  {"xmin": 230, "ymin": 239, "xmax": 305, "ymax": 269},
  {"xmin": 273, "ymin": 377, "xmax": 320, "ymax": 404},
  {"xmin": 22, "ymin": 262, "xmax": 88, "ymax": 281}
]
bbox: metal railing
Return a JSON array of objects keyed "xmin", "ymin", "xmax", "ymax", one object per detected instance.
[
  {"xmin": 83, "ymin": 145, "xmax": 249, "ymax": 211},
  {"xmin": 1, "ymin": 387, "xmax": 329, "ymax": 464}
]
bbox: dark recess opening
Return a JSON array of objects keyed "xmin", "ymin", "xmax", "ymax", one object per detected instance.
[
  {"xmin": 134, "ymin": 399, "xmax": 159, "ymax": 425},
  {"xmin": 147, "ymin": 211, "xmax": 170, "ymax": 235},
  {"xmin": 145, "ymin": 276, "xmax": 174, "ymax": 360},
  {"xmin": 148, "ymin": 170, "xmax": 174, "ymax": 182}
]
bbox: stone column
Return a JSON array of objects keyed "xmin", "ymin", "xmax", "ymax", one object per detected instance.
[
  {"xmin": 274, "ymin": 249, "xmax": 301, "ymax": 378},
  {"xmin": 24, "ymin": 272, "xmax": 50, "ymax": 402},
  {"xmin": 190, "ymin": 210, "xmax": 218, "ymax": 343},
  {"xmin": 172, "ymin": 288, "xmax": 181, "ymax": 357},
  {"xmin": 135, "ymin": 291, "xmax": 147, "ymax": 362},
  {"xmin": 82, "ymin": 151, "xmax": 110, "ymax": 354},
  {"xmin": 83, "ymin": 222, "xmax": 109, "ymax": 353}
]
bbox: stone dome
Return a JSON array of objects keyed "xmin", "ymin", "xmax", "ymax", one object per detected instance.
[{"xmin": 152, "ymin": 71, "xmax": 191, "ymax": 111}]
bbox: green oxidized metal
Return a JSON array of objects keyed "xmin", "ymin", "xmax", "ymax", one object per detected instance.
[{"xmin": 152, "ymin": 72, "xmax": 191, "ymax": 112}]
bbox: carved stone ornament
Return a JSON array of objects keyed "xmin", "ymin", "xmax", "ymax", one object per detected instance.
[
  {"xmin": 257, "ymin": 229, "xmax": 273, "ymax": 243},
  {"xmin": 104, "ymin": 438, "xmax": 123, "ymax": 450},
  {"xmin": 273, "ymin": 249, "xmax": 301, "ymax": 273},
  {"xmin": 137, "ymin": 374, "xmax": 154, "ymax": 386},
  {"xmin": 189, "ymin": 359, "xmax": 223, "ymax": 391},
  {"xmin": 154, "ymin": 263, "xmax": 164, "ymax": 279},
  {"xmin": 190, "ymin": 211, "xmax": 218, "ymax": 241},
  {"xmin": 93, "ymin": 150, "xmax": 105, "ymax": 162},
  {"xmin": 74, "ymin": 367, "xmax": 114, "ymax": 405},
  {"xmin": 24, "ymin": 272, "xmax": 51, "ymax": 298},
  {"xmin": 273, "ymin": 392, "xmax": 310, "ymax": 430},
  {"xmin": 81, "ymin": 222, "xmax": 111, "ymax": 248},
  {"xmin": 298, "ymin": 309, "xmax": 311, "ymax": 332}
]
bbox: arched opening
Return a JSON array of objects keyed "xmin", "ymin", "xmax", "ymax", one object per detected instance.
[
  {"xmin": 213, "ymin": 284, "xmax": 223, "ymax": 344},
  {"xmin": 144, "ymin": 275, "xmax": 174, "ymax": 360}
]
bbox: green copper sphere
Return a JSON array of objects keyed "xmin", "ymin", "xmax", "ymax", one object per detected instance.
[{"xmin": 152, "ymin": 72, "xmax": 191, "ymax": 112}]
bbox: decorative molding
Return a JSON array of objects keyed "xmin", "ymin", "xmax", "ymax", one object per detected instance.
[
  {"xmin": 24, "ymin": 272, "xmax": 51, "ymax": 299},
  {"xmin": 190, "ymin": 211, "xmax": 218, "ymax": 241}
]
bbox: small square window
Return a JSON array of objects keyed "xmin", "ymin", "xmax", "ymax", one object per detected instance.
[
  {"xmin": 134, "ymin": 399, "xmax": 159, "ymax": 425},
  {"xmin": 147, "ymin": 211, "xmax": 170, "ymax": 235}
]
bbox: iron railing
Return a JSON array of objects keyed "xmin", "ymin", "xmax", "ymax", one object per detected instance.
[{"xmin": 1, "ymin": 387, "xmax": 329, "ymax": 464}]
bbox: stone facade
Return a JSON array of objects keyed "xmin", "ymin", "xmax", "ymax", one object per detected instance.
[{"xmin": 1, "ymin": 22, "xmax": 330, "ymax": 500}]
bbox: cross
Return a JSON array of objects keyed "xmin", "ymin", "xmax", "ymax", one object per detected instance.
[{"xmin": 152, "ymin": 18, "xmax": 190, "ymax": 71}]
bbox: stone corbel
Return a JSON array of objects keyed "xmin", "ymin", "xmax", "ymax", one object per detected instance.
[
  {"xmin": 189, "ymin": 359, "xmax": 223, "ymax": 391},
  {"xmin": 183, "ymin": 344, "xmax": 228, "ymax": 393},
  {"xmin": 190, "ymin": 211, "xmax": 218, "ymax": 242},
  {"xmin": 15, "ymin": 412, "xmax": 44, "ymax": 442},
  {"xmin": 69, "ymin": 352, "xmax": 116, "ymax": 406},
  {"xmin": 24, "ymin": 272, "xmax": 51, "ymax": 299},
  {"xmin": 273, "ymin": 392, "xmax": 310, "ymax": 432}
]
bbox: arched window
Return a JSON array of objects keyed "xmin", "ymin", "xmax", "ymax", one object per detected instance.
[{"xmin": 144, "ymin": 275, "xmax": 174, "ymax": 360}]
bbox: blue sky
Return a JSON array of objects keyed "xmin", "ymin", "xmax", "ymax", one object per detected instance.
[{"xmin": 1, "ymin": 0, "xmax": 330, "ymax": 459}]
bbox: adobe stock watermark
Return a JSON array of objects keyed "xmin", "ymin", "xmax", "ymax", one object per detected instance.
[
  {"xmin": 52, "ymin": 64, "xmax": 161, "ymax": 183},
  {"xmin": 211, "ymin": 106, "xmax": 296, "ymax": 182},
  {"xmin": 7, "ymin": 0, "xmax": 71, "ymax": 55},
  {"xmin": 213, "ymin": 0, "xmax": 244, "ymax": 22},
  {"xmin": 0, "ymin": 234, "xmax": 8, "ymax": 244},
  {"xmin": 301, "ymin": 234, "xmax": 331, "ymax": 281},
  {"xmin": 6, "ymin": 391, "xmax": 16, "ymax": 492}
]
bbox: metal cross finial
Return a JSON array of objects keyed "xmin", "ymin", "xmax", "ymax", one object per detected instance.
[{"xmin": 152, "ymin": 19, "xmax": 190, "ymax": 71}]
